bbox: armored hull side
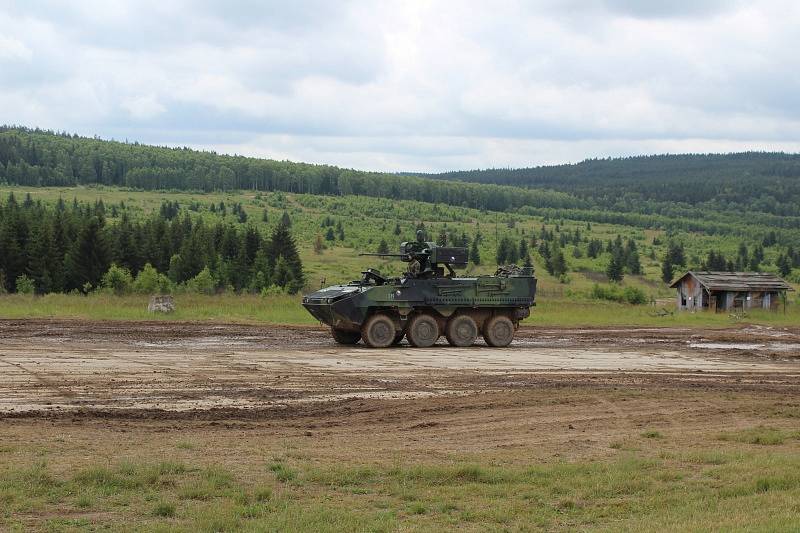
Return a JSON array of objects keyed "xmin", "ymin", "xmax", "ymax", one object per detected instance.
[{"xmin": 303, "ymin": 269, "xmax": 536, "ymax": 348}]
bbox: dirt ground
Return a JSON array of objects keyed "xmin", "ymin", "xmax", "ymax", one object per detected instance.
[
  {"xmin": 1, "ymin": 319, "xmax": 799, "ymax": 457},
  {"xmin": 3, "ymin": 320, "xmax": 800, "ymax": 531},
  {"xmin": 1, "ymin": 319, "xmax": 799, "ymax": 419}
]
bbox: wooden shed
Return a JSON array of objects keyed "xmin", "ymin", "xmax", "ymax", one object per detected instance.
[{"xmin": 669, "ymin": 271, "xmax": 793, "ymax": 312}]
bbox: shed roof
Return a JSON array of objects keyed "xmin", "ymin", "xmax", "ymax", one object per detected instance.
[{"xmin": 669, "ymin": 271, "xmax": 793, "ymax": 291}]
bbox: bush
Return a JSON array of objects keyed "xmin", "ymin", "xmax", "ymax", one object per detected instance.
[
  {"xmin": 590, "ymin": 283, "xmax": 648, "ymax": 305},
  {"xmin": 15, "ymin": 274, "xmax": 35, "ymax": 294},
  {"xmin": 100, "ymin": 264, "xmax": 134, "ymax": 295},
  {"xmin": 260, "ymin": 285, "xmax": 288, "ymax": 297},
  {"xmin": 186, "ymin": 267, "xmax": 216, "ymax": 294},
  {"xmin": 133, "ymin": 263, "xmax": 171, "ymax": 294}
]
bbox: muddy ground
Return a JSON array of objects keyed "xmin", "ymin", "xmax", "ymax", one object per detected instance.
[
  {"xmin": 3, "ymin": 320, "xmax": 800, "ymax": 531},
  {"xmin": 1, "ymin": 319, "xmax": 799, "ymax": 477},
  {"xmin": 1, "ymin": 319, "xmax": 798, "ymax": 419}
]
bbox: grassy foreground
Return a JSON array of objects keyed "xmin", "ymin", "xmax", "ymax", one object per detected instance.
[
  {"xmin": 0, "ymin": 293, "xmax": 798, "ymax": 328},
  {"xmin": 2, "ymin": 426, "xmax": 800, "ymax": 531}
]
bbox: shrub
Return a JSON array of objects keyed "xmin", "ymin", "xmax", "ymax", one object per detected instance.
[
  {"xmin": 260, "ymin": 285, "xmax": 288, "ymax": 297},
  {"xmin": 186, "ymin": 267, "xmax": 216, "ymax": 294},
  {"xmin": 590, "ymin": 283, "xmax": 648, "ymax": 305},
  {"xmin": 15, "ymin": 274, "xmax": 35, "ymax": 294},
  {"xmin": 622, "ymin": 286, "xmax": 648, "ymax": 305},
  {"xmin": 133, "ymin": 263, "xmax": 171, "ymax": 294},
  {"xmin": 100, "ymin": 264, "xmax": 134, "ymax": 295}
]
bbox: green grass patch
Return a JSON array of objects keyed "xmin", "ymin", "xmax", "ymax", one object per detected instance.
[
  {"xmin": 5, "ymin": 449, "xmax": 800, "ymax": 531},
  {"xmin": 716, "ymin": 426, "xmax": 800, "ymax": 446}
]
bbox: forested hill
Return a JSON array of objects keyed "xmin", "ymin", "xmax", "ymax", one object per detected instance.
[
  {"xmin": 418, "ymin": 153, "xmax": 800, "ymax": 216},
  {"xmin": 2, "ymin": 127, "xmax": 800, "ymax": 232},
  {"xmin": 0, "ymin": 126, "xmax": 576, "ymax": 213}
]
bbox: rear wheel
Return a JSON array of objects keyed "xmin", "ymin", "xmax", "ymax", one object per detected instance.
[
  {"xmin": 362, "ymin": 314, "xmax": 396, "ymax": 348},
  {"xmin": 331, "ymin": 328, "xmax": 361, "ymax": 345},
  {"xmin": 445, "ymin": 315, "xmax": 478, "ymax": 347},
  {"xmin": 483, "ymin": 315, "xmax": 515, "ymax": 347},
  {"xmin": 407, "ymin": 313, "xmax": 439, "ymax": 348}
]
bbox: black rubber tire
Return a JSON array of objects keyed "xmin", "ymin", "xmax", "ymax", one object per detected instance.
[
  {"xmin": 362, "ymin": 314, "xmax": 396, "ymax": 348},
  {"xmin": 483, "ymin": 315, "xmax": 515, "ymax": 347},
  {"xmin": 331, "ymin": 328, "xmax": 361, "ymax": 345},
  {"xmin": 445, "ymin": 315, "xmax": 478, "ymax": 347},
  {"xmin": 407, "ymin": 314, "xmax": 439, "ymax": 348}
]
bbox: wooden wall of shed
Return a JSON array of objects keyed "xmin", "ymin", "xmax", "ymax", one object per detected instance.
[{"xmin": 676, "ymin": 278, "xmax": 703, "ymax": 310}]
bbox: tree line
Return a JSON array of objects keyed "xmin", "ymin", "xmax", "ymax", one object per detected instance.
[
  {"xmin": 0, "ymin": 127, "xmax": 577, "ymax": 213},
  {"xmin": 0, "ymin": 193, "xmax": 304, "ymax": 295},
  {"xmin": 3, "ymin": 127, "xmax": 800, "ymax": 248}
]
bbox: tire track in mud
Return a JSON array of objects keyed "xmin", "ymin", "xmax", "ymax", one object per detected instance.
[
  {"xmin": 1, "ymin": 319, "xmax": 799, "ymax": 419},
  {"xmin": 0, "ymin": 358, "xmax": 77, "ymax": 399}
]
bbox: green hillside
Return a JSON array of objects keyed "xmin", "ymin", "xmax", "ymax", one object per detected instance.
[{"xmin": 1, "ymin": 127, "xmax": 798, "ymax": 324}]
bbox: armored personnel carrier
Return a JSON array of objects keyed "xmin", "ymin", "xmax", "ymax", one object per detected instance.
[{"xmin": 302, "ymin": 232, "xmax": 537, "ymax": 348}]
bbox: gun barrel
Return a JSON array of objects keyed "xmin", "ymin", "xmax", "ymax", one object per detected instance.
[{"xmin": 358, "ymin": 253, "xmax": 406, "ymax": 257}]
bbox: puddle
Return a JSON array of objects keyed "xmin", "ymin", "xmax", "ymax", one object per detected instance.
[{"xmin": 689, "ymin": 342, "xmax": 800, "ymax": 354}]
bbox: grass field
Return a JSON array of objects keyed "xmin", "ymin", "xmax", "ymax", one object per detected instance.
[
  {"xmin": 3, "ymin": 397, "xmax": 800, "ymax": 531},
  {"xmin": 0, "ymin": 293, "xmax": 798, "ymax": 327}
]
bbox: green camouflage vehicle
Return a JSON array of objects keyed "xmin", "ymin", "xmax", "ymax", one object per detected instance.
[{"xmin": 302, "ymin": 232, "xmax": 537, "ymax": 348}]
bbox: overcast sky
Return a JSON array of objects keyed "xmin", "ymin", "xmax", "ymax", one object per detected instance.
[{"xmin": 2, "ymin": 0, "xmax": 799, "ymax": 172}]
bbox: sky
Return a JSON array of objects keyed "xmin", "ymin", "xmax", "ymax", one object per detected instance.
[{"xmin": 1, "ymin": 0, "xmax": 800, "ymax": 172}]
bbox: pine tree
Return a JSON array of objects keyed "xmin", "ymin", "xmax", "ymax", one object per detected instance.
[
  {"xmin": 64, "ymin": 217, "xmax": 110, "ymax": 292},
  {"xmin": 776, "ymin": 254, "xmax": 791, "ymax": 277},
  {"xmin": 606, "ymin": 251, "xmax": 624, "ymax": 282},
  {"xmin": 519, "ymin": 239, "xmax": 529, "ymax": 260},
  {"xmin": 265, "ymin": 223, "xmax": 304, "ymax": 293},
  {"xmin": 469, "ymin": 239, "xmax": 481, "ymax": 265},
  {"xmin": 377, "ymin": 239, "xmax": 389, "ymax": 254},
  {"xmin": 661, "ymin": 258, "xmax": 674, "ymax": 284},
  {"xmin": 666, "ymin": 242, "xmax": 686, "ymax": 268},
  {"xmin": 625, "ymin": 240, "xmax": 641, "ymax": 275}
]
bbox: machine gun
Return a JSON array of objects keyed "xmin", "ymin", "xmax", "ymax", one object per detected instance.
[{"xmin": 359, "ymin": 238, "xmax": 468, "ymax": 279}]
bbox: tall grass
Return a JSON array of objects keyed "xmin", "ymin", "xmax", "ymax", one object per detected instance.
[
  {"xmin": 0, "ymin": 293, "xmax": 315, "ymax": 324},
  {"xmin": 0, "ymin": 293, "xmax": 797, "ymax": 327}
]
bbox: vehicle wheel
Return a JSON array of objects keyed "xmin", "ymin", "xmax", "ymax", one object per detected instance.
[
  {"xmin": 331, "ymin": 328, "xmax": 361, "ymax": 345},
  {"xmin": 483, "ymin": 315, "xmax": 515, "ymax": 347},
  {"xmin": 407, "ymin": 313, "xmax": 439, "ymax": 348},
  {"xmin": 362, "ymin": 314, "xmax": 396, "ymax": 348},
  {"xmin": 445, "ymin": 315, "xmax": 478, "ymax": 347}
]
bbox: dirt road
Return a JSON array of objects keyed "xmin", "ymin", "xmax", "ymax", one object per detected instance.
[{"xmin": 1, "ymin": 319, "xmax": 798, "ymax": 417}]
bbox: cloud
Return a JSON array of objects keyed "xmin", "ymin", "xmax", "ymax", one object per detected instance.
[{"xmin": 0, "ymin": 0, "xmax": 799, "ymax": 171}]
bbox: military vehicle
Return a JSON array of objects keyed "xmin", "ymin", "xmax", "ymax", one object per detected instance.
[{"xmin": 302, "ymin": 231, "xmax": 537, "ymax": 348}]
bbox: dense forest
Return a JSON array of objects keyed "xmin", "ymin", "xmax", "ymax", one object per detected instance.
[
  {"xmin": 0, "ymin": 193, "xmax": 304, "ymax": 295},
  {"xmin": 420, "ymin": 153, "xmax": 800, "ymax": 217},
  {"xmin": 3, "ymin": 125, "xmax": 800, "ymax": 273},
  {"xmin": 0, "ymin": 127, "xmax": 576, "ymax": 213},
  {"xmin": 3, "ymin": 127, "xmax": 800, "ymax": 245}
]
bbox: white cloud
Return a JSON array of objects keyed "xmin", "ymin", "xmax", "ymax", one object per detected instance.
[{"xmin": 0, "ymin": 0, "xmax": 799, "ymax": 171}]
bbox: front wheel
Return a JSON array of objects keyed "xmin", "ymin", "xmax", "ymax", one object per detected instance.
[
  {"xmin": 407, "ymin": 313, "xmax": 440, "ymax": 348},
  {"xmin": 483, "ymin": 315, "xmax": 515, "ymax": 347},
  {"xmin": 331, "ymin": 328, "xmax": 361, "ymax": 345}
]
